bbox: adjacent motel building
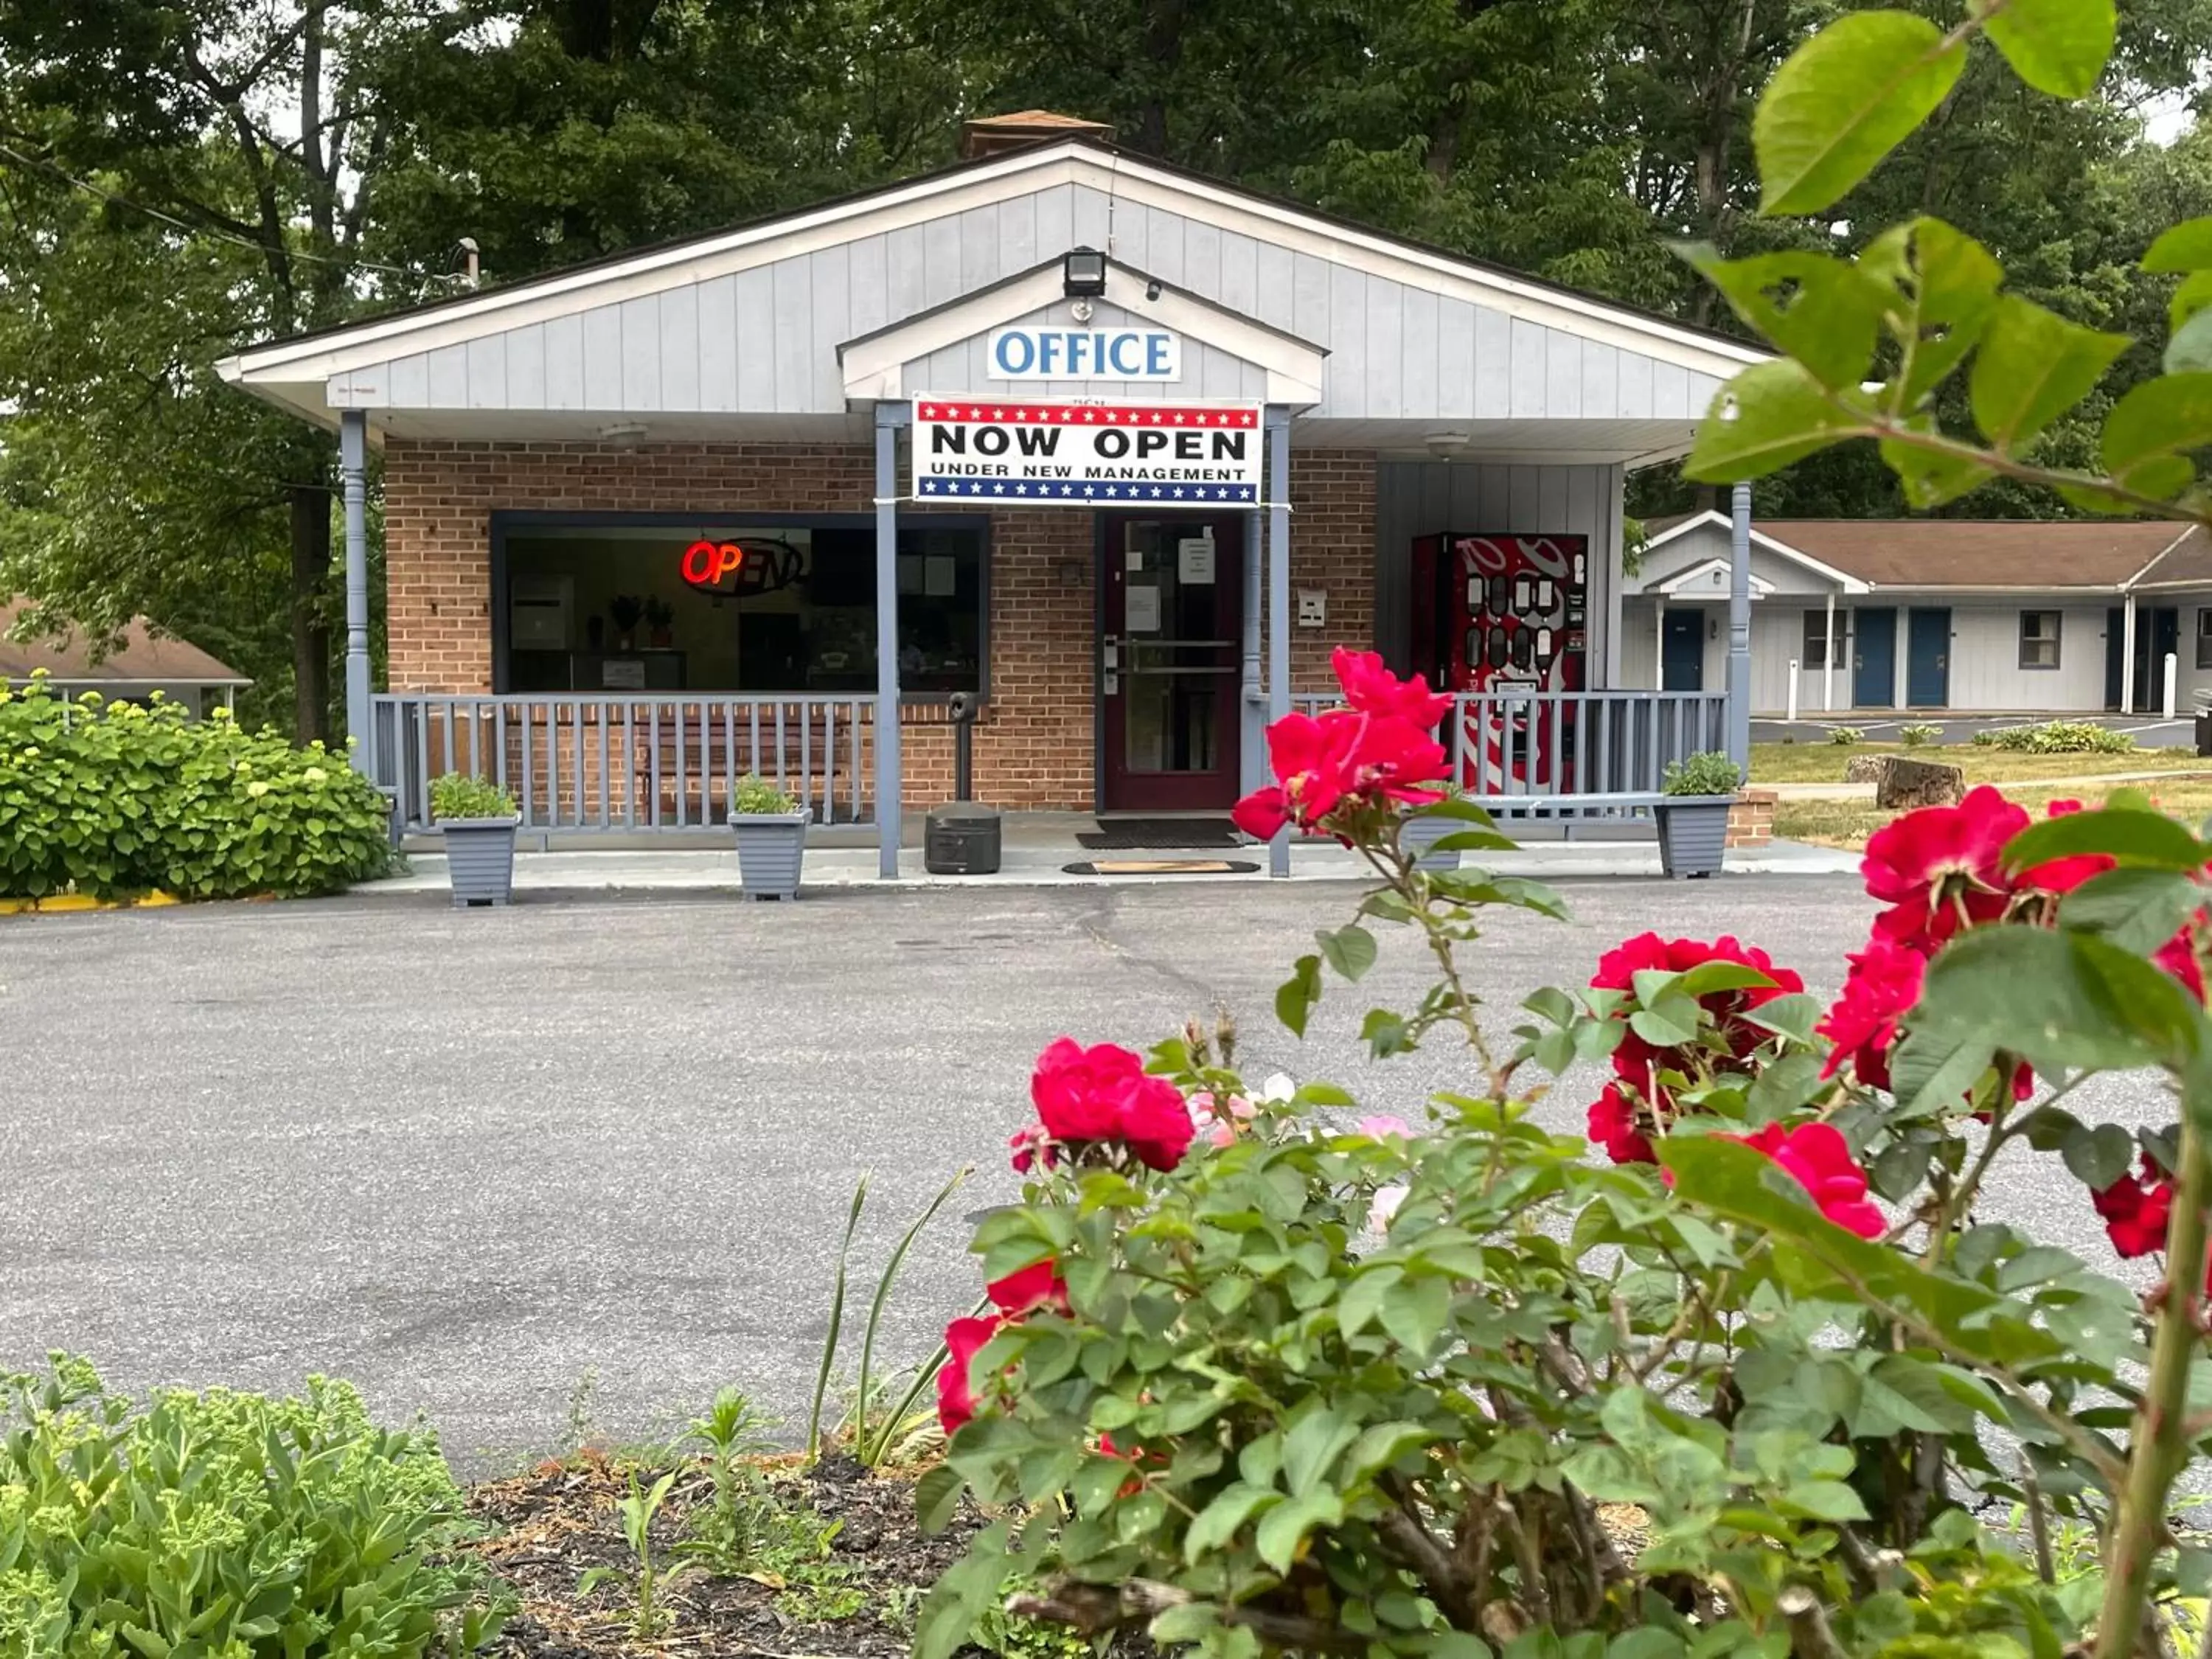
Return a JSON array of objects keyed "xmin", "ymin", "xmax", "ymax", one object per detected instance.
[{"xmin": 218, "ymin": 114, "xmax": 1769, "ymax": 872}]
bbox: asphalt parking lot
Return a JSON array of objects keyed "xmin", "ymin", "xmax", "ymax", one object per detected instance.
[{"xmin": 0, "ymin": 876, "xmax": 2173, "ymax": 1471}]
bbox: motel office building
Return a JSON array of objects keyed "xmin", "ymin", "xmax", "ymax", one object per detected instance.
[{"xmin": 219, "ymin": 116, "xmax": 1765, "ymax": 863}]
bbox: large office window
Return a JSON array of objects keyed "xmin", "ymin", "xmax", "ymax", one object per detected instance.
[
  {"xmin": 2197, "ymin": 608, "xmax": 2212, "ymax": 670},
  {"xmin": 495, "ymin": 515, "xmax": 987, "ymax": 696},
  {"xmin": 2019, "ymin": 610, "xmax": 2062, "ymax": 669}
]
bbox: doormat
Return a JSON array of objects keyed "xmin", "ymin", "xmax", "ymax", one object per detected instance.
[
  {"xmin": 1076, "ymin": 816, "xmax": 1245, "ymax": 849},
  {"xmin": 1062, "ymin": 859, "xmax": 1260, "ymax": 877}
]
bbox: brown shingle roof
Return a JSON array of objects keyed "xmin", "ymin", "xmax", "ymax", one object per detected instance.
[
  {"xmin": 1756, "ymin": 519, "xmax": 2197, "ymax": 589},
  {"xmin": 0, "ymin": 599, "xmax": 250, "ymax": 684}
]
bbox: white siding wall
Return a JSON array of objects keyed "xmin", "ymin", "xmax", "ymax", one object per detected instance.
[
  {"xmin": 1622, "ymin": 597, "xmax": 2117, "ymax": 713},
  {"xmin": 347, "ymin": 182, "xmax": 1724, "ymax": 421},
  {"xmin": 1372, "ymin": 459, "xmax": 1623, "ymax": 686}
]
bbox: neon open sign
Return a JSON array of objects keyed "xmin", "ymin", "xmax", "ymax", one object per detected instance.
[{"xmin": 679, "ymin": 538, "xmax": 802, "ymax": 597}]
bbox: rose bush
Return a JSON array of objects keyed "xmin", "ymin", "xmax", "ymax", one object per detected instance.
[{"xmin": 909, "ymin": 649, "xmax": 2212, "ymax": 1659}]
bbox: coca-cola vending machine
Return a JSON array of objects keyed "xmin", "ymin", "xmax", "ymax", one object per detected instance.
[{"xmin": 1408, "ymin": 533, "xmax": 1589, "ymax": 793}]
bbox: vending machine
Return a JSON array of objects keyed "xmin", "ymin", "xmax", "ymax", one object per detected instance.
[{"xmin": 1408, "ymin": 533, "xmax": 1589, "ymax": 793}]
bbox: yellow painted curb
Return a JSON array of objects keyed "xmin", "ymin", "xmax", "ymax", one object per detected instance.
[{"xmin": 0, "ymin": 890, "xmax": 181, "ymax": 914}]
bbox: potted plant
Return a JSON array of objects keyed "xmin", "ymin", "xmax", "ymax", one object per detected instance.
[
  {"xmin": 730, "ymin": 772, "xmax": 810, "ymax": 900},
  {"xmin": 431, "ymin": 773, "xmax": 521, "ymax": 906},
  {"xmin": 608, "ymin": 594, "xmax": 644, "ymax": 652},
  {"xmin": 644, "ymin": 595, "xmax": 674, "ymax": 648},
  {"xmin": 1655, "ymin": 749, "xmax": 1742, "ymax": 880}
]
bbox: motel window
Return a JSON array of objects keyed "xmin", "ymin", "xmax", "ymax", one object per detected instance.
[
  {"xmin": 2019, "ymin": 610, "xmax": 2062, "ymax": 669},
  {"xmin": 495, "ymin": 515, "xmax": 987, "ymax": 698},
  {"xmin": 1801, "ymin": 609, "xmax": 1829, "ymax": 669},
  {"xmin": 2197, "ymin": 609, "xmax": 2212, "ymax": 670}
]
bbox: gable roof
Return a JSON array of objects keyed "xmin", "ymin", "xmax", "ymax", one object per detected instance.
[
  {"xmin": 0, "ymin": 600, "xmax": 250, "ymax": 686},
  {"xmin": 217, "ymin": 134, "xmax": 1764, "ymax": 400},
  {"xmin": 1638, "ymin": 509, "xmax": 1869, "ymax": 592}
]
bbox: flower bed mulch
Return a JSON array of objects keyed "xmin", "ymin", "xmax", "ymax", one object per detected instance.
[{"xmin": 468, "ymin": 1452, "xmax": 984, "ymax": 1659}]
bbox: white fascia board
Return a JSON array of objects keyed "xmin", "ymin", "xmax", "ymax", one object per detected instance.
[
  {"xmin": 1651, "ymin": 556, "xmax": 1775, "ymax": 598},
  {"xmin": 221, "ymin": 142, "xmax": 1764, "ymax": 394},
  {"xmin": 1746, "ymin": 529, "xmax": 1868, "ymax": 593},
  {"xmin": 840, "ymin": 261, "xmax": 1324, "ymax": 404},
  {"xmin": 2120, "ymin": 526, "xmax": 2202, "ymax": 591}
]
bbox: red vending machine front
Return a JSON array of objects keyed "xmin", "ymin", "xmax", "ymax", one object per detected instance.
[{"xmin": 1410, "ymin": 533, "xmax": 1589, "ymax": 793}]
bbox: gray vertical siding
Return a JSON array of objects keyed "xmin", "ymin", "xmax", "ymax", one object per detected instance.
[
  {"xmin": 1372, "ymin": 460, "xmax": 1624, "ymax": 686},
  {"xmin": 348, "ymin": 181, "xmax": 1725, "ymax": 420}
]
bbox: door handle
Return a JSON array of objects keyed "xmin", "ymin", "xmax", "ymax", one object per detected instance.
[{"xmin": 1936, "ymin": 654, "xmax": 1947, "ymax": 669}]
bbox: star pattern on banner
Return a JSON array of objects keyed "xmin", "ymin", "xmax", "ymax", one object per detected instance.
[
  {"xmin": 917, "ymin": 479, "xmax": 1257, "ymax": 501},
  {"xmin": 914, "ymin": 400, "xmax": 1260, "ymax": 428}
]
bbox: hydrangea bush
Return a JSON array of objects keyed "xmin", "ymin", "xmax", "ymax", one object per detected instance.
[{"xmin": 911, "ymin": 650, "xmax": 2212, "ymax": 1659}]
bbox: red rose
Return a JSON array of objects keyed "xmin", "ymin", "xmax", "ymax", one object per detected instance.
[
  {"xmin": 1734, "ymin": 1121, "xmax": 1885, "ymax": 1239},
  {"xmin": 1862, "ymin": 786, "xmax": 2028, "ymax": 950},
  {"xmin": 2093, "ymin": 1158, "xmax": 2175, "ymax": 1259},
  {"xmin": 1230, "ymin": 783, "xmax": 1291, "ymax": 841},
  {"xmin": 1031, "ymin": 1037, "xmax": 1144, "ymax": 1142},
  {"xmin": 1593, "ymin": 934, "xmax": 1804, "ymax": 1091},
  {"xmin": 1332, "ymin": 646, "xmax": 1452, "ymax": 728},
  {"xmin": 936, "ymin": 1313, "xmax": 1004, "ymax": 1436},
  {"xmin": 1587, "ymin": 1080, "xmax": 1657, "ymax": 1166},
  {"xmin": 2018, "ymin": 799, "xmax": 2116, "ymax": 897},
  {"xmin": 1816, "ymin": 940, "xmax": 1925, "ymax": 1088},
  {"xmin": 1117, "ymin": 1074, "xmax": 1198, "ymax": 1171},
  {"xmin": 986, "ymin": 1260, "xmax": 1071, "ymax": 1315},
  {"xmin": 2157, "ymin": 923, "xmax": 2207, "ymax": 1003},
  {"xmin": 1231, "ymin": 706, "xmax": 1448, "ymax": 841}
]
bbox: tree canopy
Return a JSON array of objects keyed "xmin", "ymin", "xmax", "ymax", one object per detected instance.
[{"xmin": 3, "ymin": 0, "xmax": 2208, "ymax": 731}]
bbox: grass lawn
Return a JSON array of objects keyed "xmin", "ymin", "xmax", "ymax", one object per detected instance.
[
  {"xmin": 1749, "ymin": 741, "xmax": 2212, "ymax": 786},
  {"xmin": 1777, "ymin": 780, "xmax": 2212, "ymax": 850}
]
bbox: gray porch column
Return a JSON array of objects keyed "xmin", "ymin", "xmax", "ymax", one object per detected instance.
[
  {"xmin": 1266, "ymin": 406, "xmax": 1292, "ymax": 879},
  {"xmin": 1240, "ymin": 512, "xmax": 1264, "ymax": 799},
  {"xmin": 874, "ymin": 402, "xmax": 908, "ymax": 879},
  {"xmin": 1727, "ymin": 482, "xmax": 1752, "ymax": 768},
  {"xmin": 340, "ymin": 408, "xmax": 372, "ymax": 771}
]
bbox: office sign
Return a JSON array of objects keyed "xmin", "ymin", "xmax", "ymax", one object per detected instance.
[
  {"xmin": 913, "ymin": 397, "xmax": 1262, "ymax": 506},
  {"xmin": 987, "ymin": 326, "xmax": 1180, "ymax": 381}
]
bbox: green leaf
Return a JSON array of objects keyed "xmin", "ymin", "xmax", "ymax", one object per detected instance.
[
  {"xmin": 1973, "ymin": 0, "xmax": 2115, "ymax": 97},
  {"xmin": 1779, "ymin": 1478, "xmax": 1871, "ymax": 1522},
  {"xmin": 2004, "ymin": 805, "xmax": 2206, "ymax": 873},
  {"xmin": 1339, "ymin": 1266, "xmax": 1402, "ymax": 1340},
  {"xmin": 1916, "ymin": 925, "xmax": 2208, "ymax": 1078},
  {"xmin": 1680, "ymin": 246, "xmax": 1891, "ymax": 389},
  {"xmin": 1343, "ymin": 1421, "xmax": 1435, "ymax": 1484},
  {"xmin": 1276, "ymin": 953, "xmax": 1322, "ymax": 1038},
  {"xmin": 915, "ymin": 1464, "xmax": 964, "ymax": 1534},
  {"xmin": 1969, "ymin": 295, "xmax": 2128, "ymax": 453},
  {"xmin": 2146, "ymin": 217, "xmax": 2212, "ymax": 272},
  {"xmin": 1686, "ymin": 361, "xmax": 1877, "ymax": 482},
  {"xmin": 912, "ymin": 1519, "xmax": 1012, "ymax": 1659},
  {"xmin": 1253, "ymin": 1490, "xmax": 1343, "ymax": 1573},
  {"xmin": 1753, "ymin": 11, "xmax": 1969, "ymax": 215},
  {"xmin": 1880, "ymin": 430, "xmax": 1996, "ymax": 507},
  {"xmin": 2062, "ymin": 1121, "xmax": 2135, "ymax": 1189},
  {"xmin": 1281, "ymin": 1408, "xmax": 1360, "ymax": 1496},
  {"xmin": 2166, "ymin": 305, "xmax": 2212, "ymax": 376},
  {"xmin": 2101, "ymin": 372, "xmax": 2212, "ymax": 498},
  {"xmin": 1316, "ymin": 924, "xmax": 1378, "ymax": 982},
  {"xmin": 2058, "ymin": 868, "xmax": 2205, "ymax": 956},
  {"xmin": 1377, "ymin": 1276, "xmax": 1452, "ymax": 1357},
  {"xmin": 1861, "ymin": 218, "xmax": 2003, "ymax": 409},
  {"xmin": 1184, "ymin": 1481, "xmax": 1279, "ymax": 1561}
]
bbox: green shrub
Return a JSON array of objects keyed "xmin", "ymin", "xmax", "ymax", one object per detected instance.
[
  {"xmin": 1986, "ymin": 720, "xmax": 2134, "ymax": 754},
  {"xmin": 732, "ymin": 773, "xmax": 800, "ymax": 815},
  {"xmin": 1660, "ymin": 749, "xmax": 1742, "ymax": 796},
  {"xmin": 0, "ymin": 675, "xmax": 392, "ymax": 900},
  {"xmin": 1900, "ymin": 722, "xmax": 1941, "ymax": 746},
  {"xmin": 0, "ymin": 1355, "xmax": 507, "ymax": 1658},
  {"xmin": 1826, "ymin": 725, "xmax": 1862, "ymax": 745},
  {"xmin": 1972, "ymin": 729, "xmax": 2000, "ymax": 747},
  {"xmin": 428, "ymin": 773, "xmax": 518, "ymax": 821}
]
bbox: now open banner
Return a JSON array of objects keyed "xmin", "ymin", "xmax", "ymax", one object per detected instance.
[{"xmin": 912, "ymin": 397, "xmax": 1263, "ymax": 506}]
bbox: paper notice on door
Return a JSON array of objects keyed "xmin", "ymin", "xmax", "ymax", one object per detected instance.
[
  {"xmin": 924, "ymin": 555, "xmax": 956, "ymax": 596},
  {"xmin": 1178, "ymin": 538, "xmax": 1216, "ymax": 584},
  {"xmin": 1126, "ymin": 585, "xmax": 1162, "ymax": 633}
]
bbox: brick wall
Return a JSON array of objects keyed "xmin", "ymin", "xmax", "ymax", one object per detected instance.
[{"xmin": 380, "ymin": 438, "xmax": 1377, "ymax": 812}]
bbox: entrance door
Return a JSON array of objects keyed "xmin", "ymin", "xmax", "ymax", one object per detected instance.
[
  {"xmin": 1660, "ymin": 611, "xmax": 1703, "ymax": 691},
  {"xmin": 1101, "ymin": 516, "xmax": 1243, "ymax": 812},
  {"xmin": 1854, "ymin": 607, "xmax": 1897, "ymax": 707},
  {"xmin": 2135, "ymin": 605, "xmax": 2181, "ymax": 709},
  {"xmin": 2107, "ymin": 606, "xmax": 2126, "ymax": 709},
  {"xmin": 1907, "ymin": 608, "xmax": 1951, "ymax": 708}
]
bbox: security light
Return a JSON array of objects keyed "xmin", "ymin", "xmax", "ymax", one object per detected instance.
[
  {"xmin": 1424, "ymin": 431, "xmax": 1470, "ymax": 459},
  {"xmin": 1062, "ymin": 246, "xmax": 1107, "ymax": 297}
]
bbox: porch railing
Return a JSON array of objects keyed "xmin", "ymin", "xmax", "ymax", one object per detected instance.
[
  {"xmin": 369, "ymin": 694, "xmax": 873, "ymax": 834},
  {"xmin": 1291, "ymin": 689, "xmax": 1731, "ymax": 817}
]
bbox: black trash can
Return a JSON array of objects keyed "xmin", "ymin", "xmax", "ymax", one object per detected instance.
[
  {"xmin": 923, "ymin": 691, "xmax": 1003, "ymax": 874},
  {"xmin": 2195, "ymin": 712, "xmax": 2212, "ymax": 758}
]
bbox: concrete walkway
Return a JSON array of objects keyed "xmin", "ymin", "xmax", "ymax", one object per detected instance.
[{"xmin": 360, "ymin": 821, "xmax": 1858, "ymax": 897}]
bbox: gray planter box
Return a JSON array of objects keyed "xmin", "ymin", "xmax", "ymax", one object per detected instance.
[
  {"xmin": 733, "ymin": 807, "xmax": 811, "ymax": 900},
  {"xmin": 1655, "ymin": 795, "xmax": 1732, "ymax": 880},
  {"xmin": 1397, "ymin": 811, "xmax": 1462, "ymax": 874},
  {"xmin": 441, "ymin": 816, "xmax": 520, "ymax": 906}
]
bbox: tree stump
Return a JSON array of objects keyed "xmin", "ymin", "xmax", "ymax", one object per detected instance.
[
  {"xmin": 1843, "ymin": 754, "xmax": 1886, "ymax": 783},
  {"xmin": 1874, "ymin": 755, "xmax": 1965, "ymax": 810}
]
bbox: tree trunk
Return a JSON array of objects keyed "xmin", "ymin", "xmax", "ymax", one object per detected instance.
[{"xmin": 290, "ymin": 483, "xmax": 333, "ymax": 745}]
